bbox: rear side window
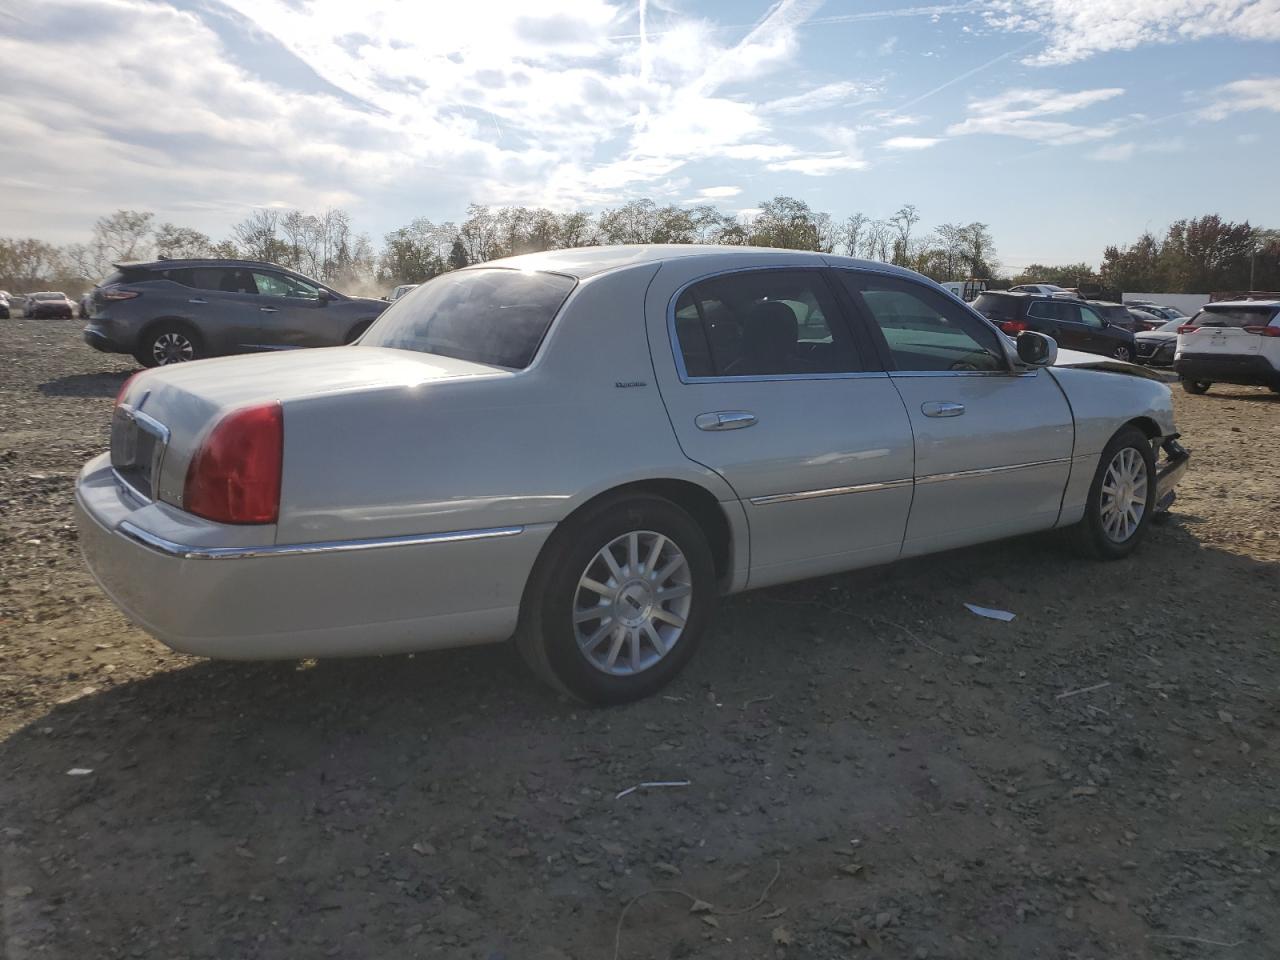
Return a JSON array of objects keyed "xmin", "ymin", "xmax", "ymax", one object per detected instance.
[
  {"xmin": 1191, "ymin": 306, "xmax": 1279, "ymax": 328},
  {"xmin": 361, "ymin": 268, "xmax": 575, "ymax": 369},
  {"xmin": 972, "ymin": 293, "xmax": 1019, "ymax": 319},
  {"xmin": 673, "ymin": 270, "xmax": 863, "ymax": 378}
]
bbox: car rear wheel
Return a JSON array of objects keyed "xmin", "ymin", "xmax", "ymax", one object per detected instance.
[
  {"xmin": 137, "ymin": 324, "xmax": 201, "ymax": 367},
  {"xmin": 1072, "ymin": 426, "xmax": 1156, "ymax": 560},
  {"xmin": 1180, "ymin": 379, "xmax": 1211, "ymax": 395},
  {"xmin": 516, "ymin": 493, "xmax": 716, "ymax": 705}
]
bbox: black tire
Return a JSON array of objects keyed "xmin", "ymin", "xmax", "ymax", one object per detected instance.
[
  {"xmin": 1112, "ymin": 345, "xmax": 1133, "ymax": 362},
  {"xmin": 1072, "ymin": 426, "xmax": 1157, "ymax": 560},
  {"xmin": 1180, "ymin": 379, "xmax": 1211, "ymax": 395},
  {"xmin": 515, "ymin": 493, "xmax": 717, "ymax": 705},
  {"xmin": 135, "ymin": 323, "xmax": 202, "ymax": 368},
  {"xmin": 1269, "ymin": 383, "xmax": 1280, "ymax": 395}
]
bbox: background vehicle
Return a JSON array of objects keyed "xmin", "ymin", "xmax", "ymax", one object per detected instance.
[
  {"xmin": 1174, "ymin": 299, "xmax": 1280, "ymax": 394},
  {"xmin": 76, "ymin": 246, "xmax": 1186, "ymax": 705},
  {"xmin": 27, "ymin": 291, "xmax": 76, "ymax": 318},
  {"xmin": 1135, "ymin": 317, "xmax": 1183, "ymax": 366},
  {"xmin": 83, "ymin": 258, "xmax": 388, "ymax": 367},
  {"xmin": 388, "ymin": 283, "xmax": 419, "ymax": 301},
  {"xmin": 972, "ymin": 291, "xmax": 1138, "ymax": 361},
  {"xmin": 1009, "ymin": 283, "xmax": 1064, "ymax": 295},
  {"xmin": 1089, "ymin": 300, "xmax": 1139, "ymax": 333},
  {"xmin": 1126, "ymin": 302, "xmax": 1188, "ymax": 324},
  {"xmin": 0, "ymin": 291, "xmax": 10, "ymax": 319},
  {"xmin": 1128, "ymin": 307, "xmax": 1170, "ymax": 331},
  {"xmin": 940, "ymin": 278, "xmax": 988, "ymax": 301}
]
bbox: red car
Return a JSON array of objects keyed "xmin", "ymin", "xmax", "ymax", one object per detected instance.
[{"xmin": 26, "ymin": 292, "xmax": 77, "ymax": 319}]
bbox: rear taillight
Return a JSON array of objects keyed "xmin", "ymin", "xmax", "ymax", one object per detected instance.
[
  {"xmin": 102, "ymin": 289, "xmax": 140, "ymax": 301},
  {"xmin": 998, "ymin": 320, "xmax": 1029, "ymax": 334},
  {"xmin": 183, "ymin": 403, "xmax": 283, "ymax": 525},
  {"xmin": 1244, "ymin": 325, "xmax": 1280, "ymax": 337},
  {"xmin": 115, "ymin": 371, "xmax": 143, "ymax": 406},
  {"xmin": 1176, "ymin": 325, "xmax": 1198, "ymax": 334}
]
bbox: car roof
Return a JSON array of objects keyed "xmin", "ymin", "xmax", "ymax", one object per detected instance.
[
  {"xmin": 1207, "ymin": 299, "xmax": 1280, "ymax": 308},
  {"xmin": 116, "ymin": 258, "xmax": 295, "ymax": 271},
  {"xmin": 469, "ymin": 245, "xmax": 926, "ymax": 281}
]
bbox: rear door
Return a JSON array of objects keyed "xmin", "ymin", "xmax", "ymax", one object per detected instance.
[
  {"xmin": 837, "ymin": 271, "xmax": 1074, "ymax": 556},
  {"xmin": 646, "ymin": 263, "xmax": 916, "ymax": 589}
]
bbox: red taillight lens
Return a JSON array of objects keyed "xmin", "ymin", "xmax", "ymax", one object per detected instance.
[
  {"xmin": 183, "ymin": 403, "xmax": 283, "ymax": 525},
  {"xmin": 103, "ymin": 289, "xmax": 140, "ymax": 301},
  {"xmin": 999, "ymin": 320, "xmax": 1029, "ymax": 334},
  {"xmin": 115, "ymin": 371, "xmax": 143, "ymax": 406},
  {"xmin": 1176, "ymin": 325, "xmax": 1198, "ymax": 334},
  {"xmin": 1244, "ymin": 325, "xmax": 1280, "ymax": 337}
]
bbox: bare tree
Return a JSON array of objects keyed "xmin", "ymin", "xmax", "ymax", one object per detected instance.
[
  {"xmin": 154, "ymin": 223, "xmax": 215, "ymax": 260},
  {"xmin": 840, "ymin": 213, "xmax": 869, "ymax": 258},
  {"xmin": 889, "ymin": 204, "xmax": 920, "ymax": 266}
]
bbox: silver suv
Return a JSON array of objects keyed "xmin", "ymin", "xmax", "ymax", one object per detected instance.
[{"xmin": 83, "ymin": 258, "xmax": 388, "ymax": 366}]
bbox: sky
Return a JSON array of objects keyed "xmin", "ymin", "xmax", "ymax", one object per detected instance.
[{"xmin": 1, "ymin": 0, "xmax": 1279, "ymax": 271}]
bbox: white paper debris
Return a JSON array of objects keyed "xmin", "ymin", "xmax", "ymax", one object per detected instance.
[
  {"xmin": 964, "ymin": 603, "xmax": 1016, "ymax": 622},
  {"xmin": 615, "ymin": 780, "xmax": 691, "ymax": 800},
  {"xmin": 66, "ymin": 768, "xmax": 93, "ymax": 776}
]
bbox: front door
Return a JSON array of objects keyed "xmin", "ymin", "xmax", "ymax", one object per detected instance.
[
  {"xmin": 647, "ymin": 264, "xmax": 916, "ymax": 589},
  {"xmin": 837, "ymin": 270, "xmax": 1074, "ymax": 556},
  {"xmin": 250, "ymin": 270, "xmax": 330, "ymax": 348}
]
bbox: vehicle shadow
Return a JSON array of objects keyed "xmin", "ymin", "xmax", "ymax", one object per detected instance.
[
  {"xmin": 1, "ymin": 522, "xmax": 1276, "ymax": 958},
  {"xmin": 37, "ymin": 369, "xmax": 136, "ymax": 399},
  {"xmin": 1187, "ymin": 385, "xmax": 1279, "ymax": 403}
]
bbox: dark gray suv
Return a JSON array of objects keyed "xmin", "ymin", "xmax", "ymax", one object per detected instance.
[{"xmin": 83, "ymin": 258, "xmax": 388, "ymax": 366}]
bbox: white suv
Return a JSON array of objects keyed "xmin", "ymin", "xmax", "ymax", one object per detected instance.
[{"xmin": 1173, "ymin": 300, "xmax": 1280, "ymax": 395}]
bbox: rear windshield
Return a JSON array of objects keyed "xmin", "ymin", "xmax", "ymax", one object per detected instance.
[
  {"xmin": 361, "ymin": 268, "xmax": 576, "ymax": 369},
  {"xmin": 1190, "ymin": 305, "xmax": 1279, "ymax": 328},
  {"xmin": 972, "ymin": 293, "xmax": 1020, "ymax": 319}
]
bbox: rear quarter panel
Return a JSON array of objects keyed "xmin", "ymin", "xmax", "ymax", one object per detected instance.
[{"xmin": 275, "ymin": 264, "xmax": 739, "ymax": 547}]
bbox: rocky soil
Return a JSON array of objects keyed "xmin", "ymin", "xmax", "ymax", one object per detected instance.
[{"xmin": 1, "ymin": 316, "xmax": 1277, "ymax": 959}]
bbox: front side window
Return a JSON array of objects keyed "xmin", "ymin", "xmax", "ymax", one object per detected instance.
[
  {"xmin": 1078, "ymin": 305, "xmax": 1105, "ymax": 329},
  {"xmin": 361, "ymin": 268, "xmax": 575, "ymax": 369},
  {"xmin": 253, "ymin": 271, "xmax": 321, "ymax": 299},
  {"xmin": 672, "ymin": 270, "xmax": 861, "ymax": 378},
  {"xmin": 843, "ymin": 273, "xmax": 1005, "ymax": 372}
]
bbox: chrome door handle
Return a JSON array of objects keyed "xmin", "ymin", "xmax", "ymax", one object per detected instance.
[
  {"xmin": 260, "ymin": 307, "xmax": 278, "ymax": 313},
  {"xmin": 187, "ymin": 298, "xmax": 207, "ymax": 304},
  {"xmin": 922, "ymin": 401, "xmax": 965, "ymax": 418},
  {"xmin": 695, "ymin": 411, "xmax": 758, "ymax": 431}
]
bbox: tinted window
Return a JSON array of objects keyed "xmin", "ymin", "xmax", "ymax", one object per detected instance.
[
  {"xmin": 843, "ymin": 273, "xmax": 1004, "ymax": 372},
  {"xmin": 1078, "ymin": 305, "xmax": 1105, "ymax": 329},
  {"xmin": 186, "ymin": 268, "xmax": 257, "ymax": 294},
  {"xmin": 361, "ymin": 268, "xmax": 575, "ymax": 369},
  {"xmin": 253, "ymin": 271, "xmax": 321, "ymax": 299},
  {"xmin": 673, "ymin": 270, "xmax": 862, "ymax": 378},
  {"xmin": 972, "ymin": 293, "xmax": 1020, "ymax": 319},
  {"xmin": 1190, "ymin": 305, "xmax": 1280, "ymax": 328}
]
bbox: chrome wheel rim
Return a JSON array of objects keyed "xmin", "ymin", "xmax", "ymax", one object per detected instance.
[
  {"xmin": 1100, "ymin": 447, "xmax": 1148, "ymax": 543},
  {"xmin": 153, "ymin": 332, "xmax": 194, "ymax": 365},
  {"xmin": 573, "ymin": 530, "xmax": 692, "ymax": 676}
]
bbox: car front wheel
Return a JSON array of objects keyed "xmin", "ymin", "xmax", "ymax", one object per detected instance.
[
  {"xmin": 1181, "ymin": 379, "xmax": 1211, "ymax": 395},
  {"xmin": 516, "ymin": 493, "xmax": 716, "ymax": 704},
  {"xmin": 1112, "ymin": 345, "xmax": 1132, "ymax": 362},
  {"xmin": 1073, "ymin": 426, "xmax": 1157, "ymax": 560}
]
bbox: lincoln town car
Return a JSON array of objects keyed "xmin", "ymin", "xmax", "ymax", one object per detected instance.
[{"xmin": 75, "ymin": 246, "xmax": 1189, "ymax": 704}]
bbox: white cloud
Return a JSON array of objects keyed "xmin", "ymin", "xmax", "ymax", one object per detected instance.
[
  {"xmin": 694, "ymin": 186, "xmax": 743, "ymax": 199},
  {"xmin": 877, "ymin": 36, "xmax": 899, "ymax": 56},
  {"xmin": 883, "ymin": 136, "xmax": 944, "ymax": 150},
  {"xmin": 947, "ymin": 87, "xmax": 1126, "ymax": 144},
  {"xmin": 762, "ymin": 81, "xmax": 880, "ymax": 115},
  {"xmin": 1198, "ymin": 76, "xmax": 1280, "ymax": 119},
  {"xmin": 1089, "ymin": 142, "xmax": 1136, "ymax": 161},
  {"xmin": 984, "ymin": 0, "xmax": 1280, "ymax": 65}
]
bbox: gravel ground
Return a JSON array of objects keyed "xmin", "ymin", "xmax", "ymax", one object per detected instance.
[{"xmin": 2, "ymin": 316, "xmax": 1278, "ymax": 960}]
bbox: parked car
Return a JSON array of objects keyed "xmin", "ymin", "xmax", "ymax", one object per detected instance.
[
  {"xmin": 1009, "ymin": 283, "xmax": 1065, "ymax": 295},
  {"xmin": 27, "ymin": 291, "xmax": 77, "ymax": 318},
  {"xmin": 389, "ymin": 283, "xmax": 419, "ymax": 301},
  {"xmin": 972, "ymin": 291, "xmax": 1139, "ymax": 361},
  {"xmin": 1128, "ymin": 307, "xmax": 1169, "ymax": 332},
  {"xmin": 0, "ymin": 291, "xmax": 10, "ymax": 320},
  {"xmin": 83, "ymin": 258, "xmax": 388, "ymax": 367},
  {"xmin": 1126, "ymin": 302, "xmax": 1188, "ymax": 324},
  {"xmin": 76, "ymin": 246, "xmax": 1188, "ymax": 704},
  {"xmin": 1134, "ymin": 317, "xmax": 1183, "ymax": 366},
  {"xmin": 1173, "ymin": 299, "xmax": 1280, "ymax": 394}
]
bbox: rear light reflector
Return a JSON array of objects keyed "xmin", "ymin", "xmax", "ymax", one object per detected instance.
[
  {"xmin": 1176, "ymin": 325, "xmax": 1198, "ymax": 334},
  {"xmin": 102, "ymin": 289, "xmax": 140, "ymax": 300},
  {"xmin": 184, "ymin": 403, "xmax": 283, "ymax": 525},
  {"xmin": 998, "ymin": 320, "xmax": 1029, "ymax": 334}
]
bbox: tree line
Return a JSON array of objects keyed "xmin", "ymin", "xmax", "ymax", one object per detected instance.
[{"xmin": 2, "ymin": 200, "xmax": 1276, "ymax": 298}]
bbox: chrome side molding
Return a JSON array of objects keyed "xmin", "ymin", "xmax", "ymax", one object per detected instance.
[
  {"xmin": 117, "ymin": 522, "xmax": 525, "ymax": 560},
  {"xmin": 750, "ymin": 478, "xmax": 912, "ymax": 506}
]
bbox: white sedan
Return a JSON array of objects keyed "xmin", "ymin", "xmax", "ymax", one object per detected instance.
[{"xmin": 76, "ymin": 246, "xmax": 1189, "ymax": 703}]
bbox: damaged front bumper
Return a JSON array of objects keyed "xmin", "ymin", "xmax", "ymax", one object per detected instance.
[{"xmin": 1154, "ymin": 435, "xmax": 1190, "ymax": 512}]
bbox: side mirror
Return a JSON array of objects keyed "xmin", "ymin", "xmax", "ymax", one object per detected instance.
[
  {"xmin": 317, "ymin": 289, "xmax": 332, "ymax": 305},
  {"xmin": 1016, "ymin": 330, "xmax": 1057, "ymax": 367}
]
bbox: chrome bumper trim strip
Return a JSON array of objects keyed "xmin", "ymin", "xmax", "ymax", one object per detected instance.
[
  {"xmin": 117, "ymin": 521, "xmax": 526, "ymax": 560},
  {"xmin": 914, "ymin": 457, "xmax": 1071, "ymax": 485}
]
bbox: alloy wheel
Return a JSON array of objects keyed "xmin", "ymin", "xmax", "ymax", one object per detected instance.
[
  {"xmin": 572, "ymin": 530, "xmax": 692, "ymax": 676},
  {"xmin": 152, "ymin": 332, "xmax": 194, "ymax": 365},
  {"xmin": 1113, "ymin": 345, "xmax": 1131, "ymax": 361},
  {"xmin": 1099, "ymin": 447, "xmax": 1148, "ymax": 543}
]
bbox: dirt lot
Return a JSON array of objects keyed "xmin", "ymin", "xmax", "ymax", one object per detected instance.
[{"xmin": 2, "ymin": 316, "xmax": 1278, "ymax": 960}]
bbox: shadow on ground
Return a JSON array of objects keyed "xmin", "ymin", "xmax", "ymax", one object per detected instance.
[{"xmin": 37, "ymin": 369, "xmax": 136, "ymax": 399}]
